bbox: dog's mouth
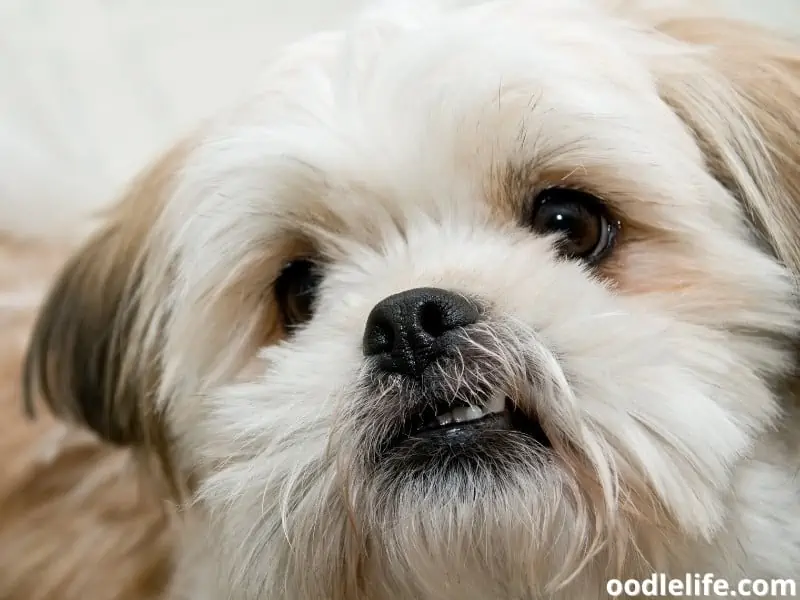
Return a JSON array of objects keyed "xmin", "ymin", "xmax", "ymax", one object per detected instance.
[{"xmin": 401, "ymin": 390, "xmax": 551, "ymax": 448}]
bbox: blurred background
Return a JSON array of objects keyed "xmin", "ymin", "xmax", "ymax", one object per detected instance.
[{"xmin": 0, "ymin": 0, "xmax": 799, "ymax": 218}]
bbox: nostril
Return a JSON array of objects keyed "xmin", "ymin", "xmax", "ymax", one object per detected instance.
[
  {"xmin": 361, "ymin": 288, "xmax": 480, "ymax": 371},
  {"xmin": 418, "ymin": 301, "xmax": 448, "ymax": 338},
  {"xmin": 418, "ymin": 294, "xmax": 479, "ymax": 339},
  {"xmin": 363, "ymin": 314, "xmax": 395, "ymax": 357}
]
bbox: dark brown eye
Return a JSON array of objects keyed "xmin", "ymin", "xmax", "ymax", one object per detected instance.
[
  {"xmin": 529, "ymin": 187, "xmax": 618, "ymax": 262},
  {"xmin": 275, "ymin": 259, "xmax": 322, "ymax": 330}
]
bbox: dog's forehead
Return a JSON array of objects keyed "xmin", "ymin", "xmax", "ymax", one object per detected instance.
[{"xmin": 166, "ymin": 0, "xmax": 710, "ymax": 255}]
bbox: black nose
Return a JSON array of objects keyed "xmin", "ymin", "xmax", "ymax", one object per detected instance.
[{"xmin": 362, "ymin": 287, "xmax": 479, "ymax": 377}]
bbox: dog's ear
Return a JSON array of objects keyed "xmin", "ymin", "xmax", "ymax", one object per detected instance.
[
  {"xmin": 654, "ymin": 17, "xmax": 800, "ymax": 277},
  {"xmin": 22, "ymin": 146, "xmax": 181, "ymax": 446}
]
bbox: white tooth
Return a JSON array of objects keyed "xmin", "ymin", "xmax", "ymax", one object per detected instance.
[
  {"xmin": 484, "ymin": 391, "xmax": 506, "ymax": 414},
  {"xmin": 451, "ymin": 407, "xmax": 470, "ymax": 423},
  {"xmin": 437, "ymin": 412, "xmax": 454, "ymax": 426},
  {"xmin": 452, "ymin": 406, "xmax": 483, "ymax": 423},
  {"xmin": 462, "ymin": 406, "xmax": 484, "ymax": 422}
]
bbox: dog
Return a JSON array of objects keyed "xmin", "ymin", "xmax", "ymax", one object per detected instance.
[{"xmin": 3, "ymin": 0, "xmax": 800, "ymax": 598}]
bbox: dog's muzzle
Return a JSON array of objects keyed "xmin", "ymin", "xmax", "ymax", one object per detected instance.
[{"xmin": 359, "ymin": 287, "xmax": 551, "ymax": 467}]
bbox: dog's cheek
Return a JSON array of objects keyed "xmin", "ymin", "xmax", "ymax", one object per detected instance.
[
  {"xmin": 603, "ymin": 235, "xmax": 796, "ymax": 328},
  {"xmin": 180, "ymin": 375, "xmax": 362, "ymax": 599},
  {"xmin": 516, "ymin": 244, "xmax": 785, "ymax": 540}
]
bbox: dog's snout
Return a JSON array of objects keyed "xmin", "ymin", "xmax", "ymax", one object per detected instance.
[{"xmin": 362, "ymin": 287, "xmax": 478, "ymax": 377}]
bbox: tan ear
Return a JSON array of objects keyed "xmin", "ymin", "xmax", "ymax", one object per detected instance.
[
  {"xmin": 22, "ymin": 145, "xmax": 181, "ymax": 446},
  {"xmin": 654, "ymin": 16, "xmax": 800, "ymax": 276}
]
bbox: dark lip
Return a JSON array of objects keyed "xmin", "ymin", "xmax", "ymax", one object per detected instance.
[{"xmin": 398, "ymin": 396, "xmax": 552, "ymax": 448}]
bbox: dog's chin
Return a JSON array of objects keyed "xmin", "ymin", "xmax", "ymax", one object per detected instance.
[{"xmin": 378, "ymin": 390, "xmax": 553, "ymax": 481}]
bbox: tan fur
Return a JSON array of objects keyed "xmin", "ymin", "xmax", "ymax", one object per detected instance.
[
  {"xmin": 654, "ymin": 17, "xmax": 800, "ymax": 276},
  {"xmin": 5, "ymin": 4, "xmax": 800, "ymax": 600},
  {"xmin": 0, "ymin": 235, "xmax": 174, "ymax": 600},
  {"xmin": 22, "ymin": 141, "xmax": 194, "ymax": 501}
]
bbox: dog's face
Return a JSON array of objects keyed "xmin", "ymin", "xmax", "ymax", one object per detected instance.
[{"xmin": 23, "ymin": 1, "xmax": 800, "ymax": 598}]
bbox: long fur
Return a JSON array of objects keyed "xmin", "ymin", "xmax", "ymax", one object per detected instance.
[{"xmin": 5, "ymin": 1, "xmax": 800, "ymax": 599}]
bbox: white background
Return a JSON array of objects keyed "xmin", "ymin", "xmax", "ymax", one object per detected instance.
[{"xmin": 0, "ymin": 0, "xmax": 798, "ymax": 217}]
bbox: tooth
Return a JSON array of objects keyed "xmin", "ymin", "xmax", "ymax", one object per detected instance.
[
  {"xmin": 451, "ymin": 407, "xmax": 469, "ymax": 423},
  {"xmin": 437, "ymin": 412, "xmax": 454, "ymax": 426},
  {"xmin": 485, "ymin": 391, "xmax": 505, "ymax": 414},
  {"xmin": 462, "ymin": 406, "xmax": 484, "ymax": 421},
  {"xmin": 451, "ymin": 406, "xmax": 483, "ymax": 423}
]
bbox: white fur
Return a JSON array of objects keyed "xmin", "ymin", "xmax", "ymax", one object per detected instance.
[
  {"xmin": 132, "ymin": 1, "xmax": 800, "ymax": 598},
  {"xmin": 22, "ymin": 0, "xmax": 800, "ymax": 598}
]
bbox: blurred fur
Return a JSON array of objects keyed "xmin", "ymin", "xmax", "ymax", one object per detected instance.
[
  {"xmin": 5, "ymin": 1, "xmax": 800, "ymax": 599},
  {"xmin": 0, "ymin": 235, "xmax": 173, "ymax": 600}
]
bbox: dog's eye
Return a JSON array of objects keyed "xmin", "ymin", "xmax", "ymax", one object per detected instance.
[
  {"xmin": 528, "ymin": 188, "xmax": 618, "ymax": 262},
  {"xmin": 274, "ymin": 259, "xmax": 322, "ymax": 330}
]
